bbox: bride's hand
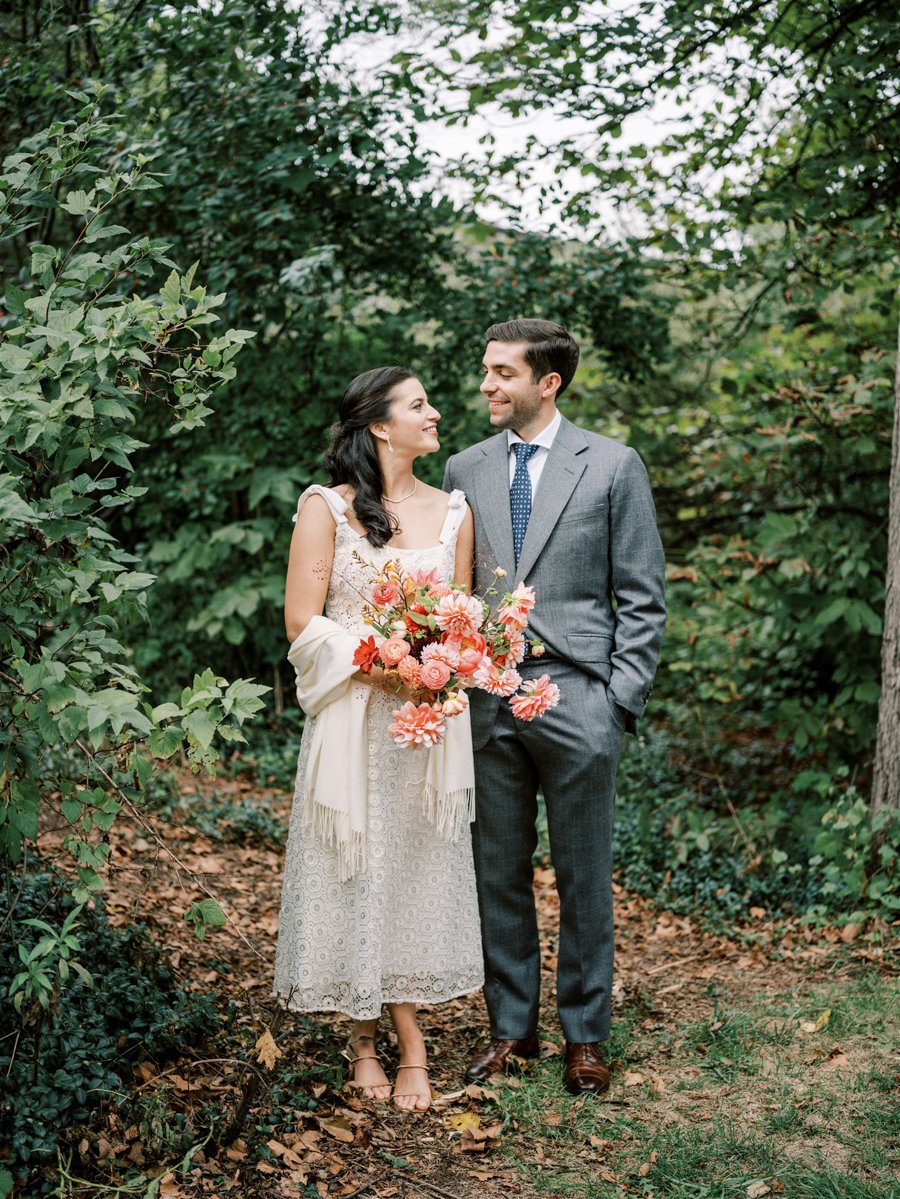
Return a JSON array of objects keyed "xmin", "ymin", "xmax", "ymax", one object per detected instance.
[{"xmin": 353, "ymin": 667, "xmax": 416, "ymax": 705}]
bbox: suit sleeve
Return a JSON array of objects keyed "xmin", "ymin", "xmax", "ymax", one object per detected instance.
[
  {"xmin": 442, "ymin": 455, "xmax": 457, "ymax": 494},
  {"xmin": 607, "ymin": 447, "xmax": 666, "ymax": 719}
]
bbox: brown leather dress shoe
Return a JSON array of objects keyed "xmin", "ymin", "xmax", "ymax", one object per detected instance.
[
  {"xmin": 464, "ymin": 1034, "xmax": 540, "ymax": 1081},
  {"xmin": 563, "ymin": 1042, "xmax": 611, "ymax": 1095}
]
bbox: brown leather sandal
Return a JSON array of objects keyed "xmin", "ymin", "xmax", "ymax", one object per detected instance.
[
  {"xmin": 392, "ymin": 1062, "xmax": 431, "ymax": 1112},
  {"xmin": 343, "ymin": 1042, "xmax": 390, "ymax": 1100}
]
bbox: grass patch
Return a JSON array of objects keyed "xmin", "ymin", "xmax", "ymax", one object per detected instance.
[{"xmin": 467, "ymin": 974, "xmax": 899, "ymax": 1198}]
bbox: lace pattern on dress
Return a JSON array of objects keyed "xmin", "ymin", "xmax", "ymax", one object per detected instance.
[{"xmin": 274, "ymin": 487, "xmax": 483, "ymax": 1019}]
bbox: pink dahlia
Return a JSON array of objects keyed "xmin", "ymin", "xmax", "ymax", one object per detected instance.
[
  {"xmin": 421, "ymin": 640, "xmax": 460, "ymax": 670},
  {"xmin": 496, "ymin": 629, "xmax": 526, "ymax": 667},
  {"xmin": 474, "ymin": 661, "xmax": 522, "ymax": 698},
  {"xmin": 433, "ymin": 591, "xmax": 485, "ymax": 638},
  {"xmin": 388, "ymin": 701, "xmax": 446, "ymax": 748},
  {"xmin": 509, "ymin": 674, "xmax": 560, "ymax": 721},
  {"xmin": 408, "ymin": 567, "xmax": 450, "ymax": 597},
  {"xmin": 497, "ymin": 584, "xmax": 537, "ymax": 631}
]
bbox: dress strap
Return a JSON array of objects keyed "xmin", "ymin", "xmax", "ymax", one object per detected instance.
[
  {"xmin": 293, "ymin": 484, "xmax": 350, "ymax": 526},
  {"xmin": 438, "ymin": 489, "xmax": 468, "ymax": 544}
]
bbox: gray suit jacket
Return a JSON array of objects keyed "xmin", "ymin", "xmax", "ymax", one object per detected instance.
[{"xmin": 444, "ymin": 414, "xmax": 666, "ymax": 734}]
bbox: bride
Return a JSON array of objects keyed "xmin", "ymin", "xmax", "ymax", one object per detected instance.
[{"xmin": 274, "ymin": 366, "xmax": 483, "ymax": 1112}]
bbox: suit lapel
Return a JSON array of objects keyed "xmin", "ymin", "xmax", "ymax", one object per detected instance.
[
  {"xmin": 473, "ymin": 434, "xmax": 516, "ymax": 576},
  {"xmin": 514, "ymin": 416, "xmax": 588, "ymax": 582}
]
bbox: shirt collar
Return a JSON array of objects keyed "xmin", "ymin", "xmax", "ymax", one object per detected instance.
[{"xmin": 507, "ymin": 408, "xmax": 562, "ymax": 453}]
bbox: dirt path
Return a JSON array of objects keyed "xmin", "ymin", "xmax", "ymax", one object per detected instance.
[{"xmin": 50, "ymin": 776, "xmax": 896, "ymax": 1198}]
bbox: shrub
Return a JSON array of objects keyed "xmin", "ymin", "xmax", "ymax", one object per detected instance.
[{"xmin": 0, "ymin": 873, "xmax": 221, "ymax": 1182}]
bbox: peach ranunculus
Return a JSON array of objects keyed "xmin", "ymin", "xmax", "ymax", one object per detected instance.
[
  {"xmin": 432, "ymin": 591, "xmax": 484, "ymax": 638},
  {"xmin": 388, "ymin": 700, "xmax": 446, "ymax": 747},
  {"xmin": 371, "ymin": 580, "xmax": 402, "ymax": 608},
  {"xmin": 442, "ymin": 690, "xmax": 470, "ymax": 717},
  {"xmin": 474, "ymin": 661, "xmax": 522, "ymax": 698},
  {"xmin": 497, "ymin": 583, "xmax": 537, "ymax": 630},
  {"xmin": 509, "ymin": 674, "xmax": 560, "ymax": 721},
  {"xmin": 396, "ymin": 655, "xmax": 423, "ymax": 690},
  {"xmin": 419, "ymin": 658, "xmax": 453, "ymax": 691},
  {"xmin": 378, "ymin": 636, "xmax": 411, "ymax": 667}
]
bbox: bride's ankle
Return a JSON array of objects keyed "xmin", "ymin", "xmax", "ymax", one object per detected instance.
[{"xmin": 395, "ymin": 1033, "xmax": 427, "ymax": 1065}]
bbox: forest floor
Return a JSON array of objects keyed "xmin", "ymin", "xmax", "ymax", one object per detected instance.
[{"xmin": 46, "ymin": 770, "xmax": 899, "ymax": 1199}]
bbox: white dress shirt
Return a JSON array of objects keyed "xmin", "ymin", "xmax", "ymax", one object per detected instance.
[{"xmin": 507, "ymin": 407, "xmax": 562, "ymax": 497}]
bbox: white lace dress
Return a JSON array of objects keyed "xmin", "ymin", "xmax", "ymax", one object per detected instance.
[{"xmin": 273, "ymin": 485, "xmax": 484, "ymax": 1019}]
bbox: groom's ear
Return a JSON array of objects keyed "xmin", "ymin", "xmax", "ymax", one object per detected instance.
[{"xmin": 541, "ymin": 372, "xmax": 562, "ymax": 401}]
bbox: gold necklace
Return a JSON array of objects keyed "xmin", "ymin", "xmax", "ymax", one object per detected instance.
[{"xmin": 382, "ymin": 479, "xmax": 418, "ymax": 503}]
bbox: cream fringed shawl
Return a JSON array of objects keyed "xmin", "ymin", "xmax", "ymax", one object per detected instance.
[{"xmin": 287, "ymin": 615, "xmax": 475, "ymax": 881}]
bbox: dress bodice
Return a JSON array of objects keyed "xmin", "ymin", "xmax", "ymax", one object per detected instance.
[{"xmin": 294, "ymin": 485, "xmax": 467, "ymax": 635}]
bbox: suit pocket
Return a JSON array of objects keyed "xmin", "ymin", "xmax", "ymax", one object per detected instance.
[{"xmin": 556, "ymin": 499, "xmax": 608, "ymax": 527}]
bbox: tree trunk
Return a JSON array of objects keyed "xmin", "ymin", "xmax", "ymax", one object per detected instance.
[{"xmin": 870, "ymin": 315, "xmax": 900, "ymax": 815}]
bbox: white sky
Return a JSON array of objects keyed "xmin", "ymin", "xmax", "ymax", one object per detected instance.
[{"xmin": 305, "ymin": 2, "xmax": 777, "ymax": 246}]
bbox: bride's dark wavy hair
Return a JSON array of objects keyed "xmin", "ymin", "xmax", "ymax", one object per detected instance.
[{"xmin": 323, "ymin": 366, "xmax": 417, "ymax": 547}]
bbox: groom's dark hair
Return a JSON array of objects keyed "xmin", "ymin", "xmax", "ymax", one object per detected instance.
[{"xmin": 485, "ymin": 318, "xmax": 579, "ymax": 399}]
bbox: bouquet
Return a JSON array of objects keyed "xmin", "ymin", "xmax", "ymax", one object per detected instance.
[{"xmin": 352, "ymin": 559, "xmax": 560, "ymax": 747}]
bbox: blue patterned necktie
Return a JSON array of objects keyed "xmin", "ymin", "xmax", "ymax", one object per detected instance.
[{"xmin": 510, "ymin": 442, "xmax": 541, "ymax": 565}]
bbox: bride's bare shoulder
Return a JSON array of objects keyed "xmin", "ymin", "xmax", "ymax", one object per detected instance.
[{"xmin": 418, "ymin": 481, "xmax": 452, "ymax": 504}]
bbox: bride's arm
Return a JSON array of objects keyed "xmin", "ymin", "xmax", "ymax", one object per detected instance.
[
  {"xmin": 284, "ymin": 495, "xmax": 336, "ymax": 642},
  {"xmin": 453, "ymin": 505, "xmax": 475, "ymax": 591}
]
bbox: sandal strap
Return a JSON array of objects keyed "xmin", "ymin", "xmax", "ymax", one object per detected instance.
[{"xmin": 395, "ymin": 1063, "xmax": 428, "ymax": 1071}]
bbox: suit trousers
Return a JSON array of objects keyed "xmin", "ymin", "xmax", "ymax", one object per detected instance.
[{"xmin": 471, "ymin": 659, "xmax": 625, "ymax": 1044}]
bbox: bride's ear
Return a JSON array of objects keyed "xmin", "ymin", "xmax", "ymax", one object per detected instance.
[{"xmin": 371, "ymin": 425, "xmax": 394, "ymax": 454}]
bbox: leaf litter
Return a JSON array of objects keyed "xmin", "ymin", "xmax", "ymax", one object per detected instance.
[{"xmin": 35, "ymin": 767, "xmax": 899, "ymax": 1198}]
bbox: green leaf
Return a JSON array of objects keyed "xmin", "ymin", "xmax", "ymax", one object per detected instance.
[
  {"xmin": 182, "ymin": 709, "xmax": 218, "ymax": 750},
  {"xmin": 60, "ymin": 187, "xmax": 96, "ymax": 216},
  {"xmin": 0, "ymin": 343, "xmax": 33, "ymax": 373},
  {"xmin": 815, "ymin": 599, "xmax": 849, "ymax": 628},
  {"xmin": 184, "ymin": 897, "xmax": 227, "ymax": 940},
  {"xmin": 148, "ymin": 727, "xmax": 184, "ymax": 759}
]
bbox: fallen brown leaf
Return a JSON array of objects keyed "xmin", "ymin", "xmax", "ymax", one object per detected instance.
[
  {"xmin": 319, "ymin": 1116, "xmax": 355, "ymax": 1143},
  {"xmin": 255, "ymin": 1027, "xmax": 284, "ymax": 1070}
]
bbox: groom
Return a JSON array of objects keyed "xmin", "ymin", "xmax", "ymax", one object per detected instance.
[{"xmin": 444, "ymin": 319, "xmax": 666, "ymax": 1095}]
